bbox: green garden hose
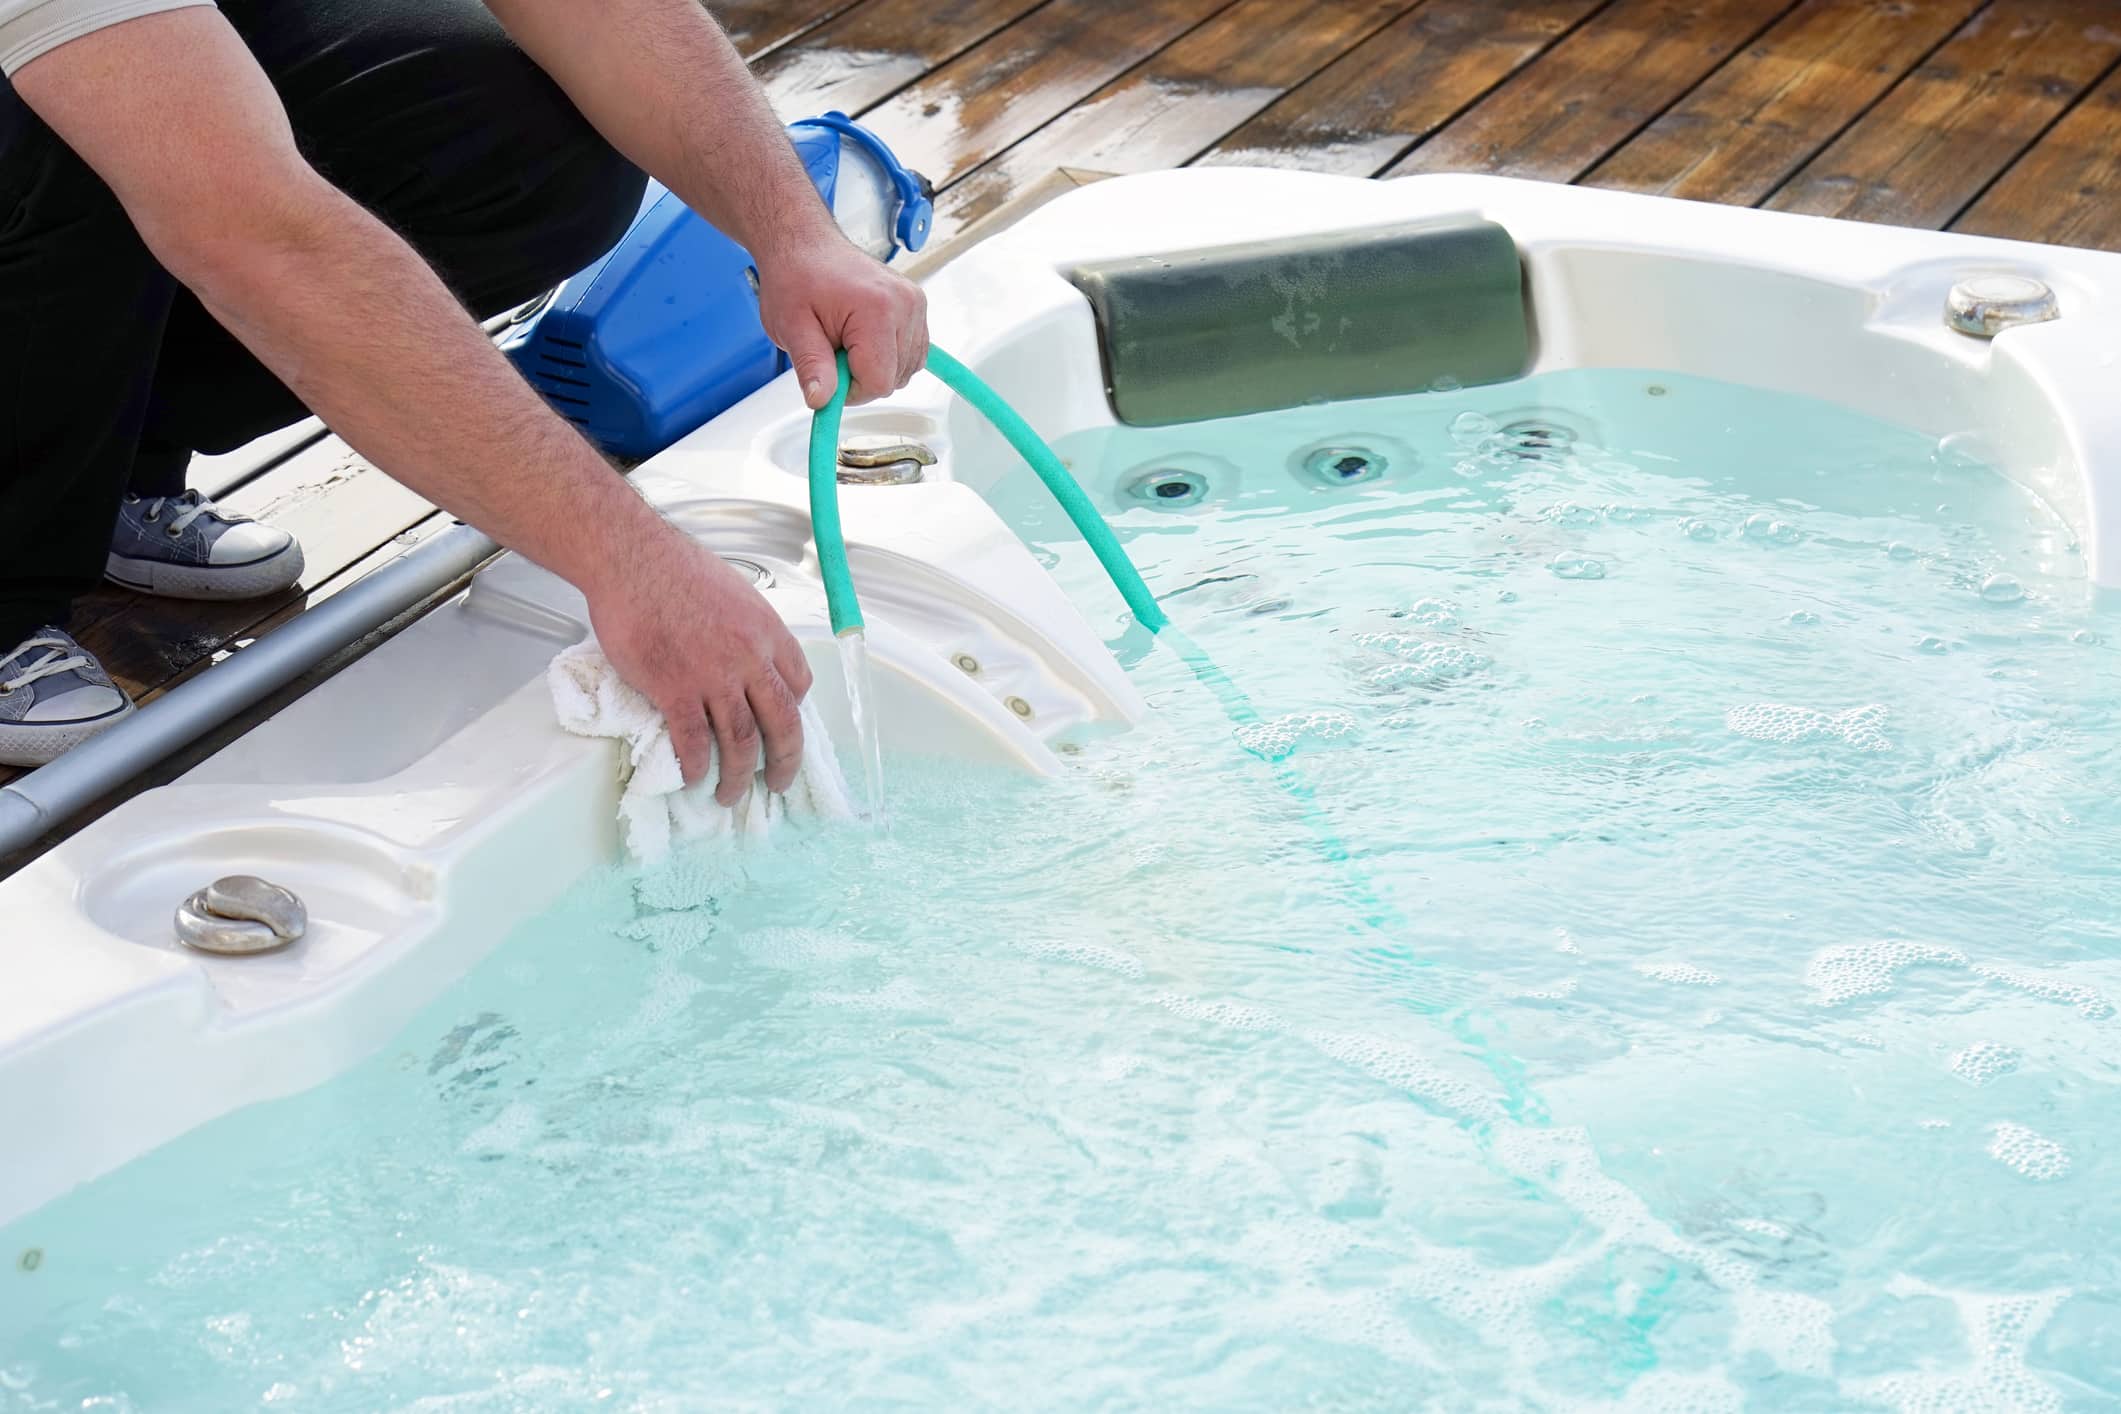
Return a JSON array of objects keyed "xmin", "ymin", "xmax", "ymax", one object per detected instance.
[
  {"xmin": 806, "ymin": 347, "xmax": 1167, "ymax": 637},
  {"xmin": 806, "ymin": 351, "xmax": 863, "ymax": 636}
]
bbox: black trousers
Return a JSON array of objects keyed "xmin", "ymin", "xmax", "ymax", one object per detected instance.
[{"xmin": 0, "ymin": 0, "xmax": 645, "ymax": 647}]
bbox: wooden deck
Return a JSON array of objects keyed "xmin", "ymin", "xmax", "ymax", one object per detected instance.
[{"xmin": 8, "ymin": 0, "xmax": 2120, "ymax": 855}]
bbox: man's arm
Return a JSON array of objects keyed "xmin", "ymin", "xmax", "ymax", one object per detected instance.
[
  {"xmin": 482, "ymin": 0, "xmax": 926, "ymax": 410},
  {"xmin": 12, "ymin": 9, "xmax": 810, "ymax": 804}
]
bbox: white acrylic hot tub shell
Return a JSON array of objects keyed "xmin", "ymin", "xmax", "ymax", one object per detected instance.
[{"xmin": 3, "ymin": 170, "xmax": 2117, "ymax": 1229}]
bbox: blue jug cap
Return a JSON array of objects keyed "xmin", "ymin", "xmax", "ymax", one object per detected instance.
[{"xmin": 788, "ymin": 111, "xmax": 933, "ymax": 253}]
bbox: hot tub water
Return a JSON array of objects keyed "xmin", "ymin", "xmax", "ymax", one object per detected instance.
[{"xmin": 5, "ymin": 369, "xmax": 2117, "ymax": 1410}]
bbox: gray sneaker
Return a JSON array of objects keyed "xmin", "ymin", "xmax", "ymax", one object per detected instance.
[
  {"xmin": 0, "ymin": 629, "xmax": 134, "ymax": 767},
  {"xmin": 106, "ymin": 491, "xmax": 304, "ymax": 600}
]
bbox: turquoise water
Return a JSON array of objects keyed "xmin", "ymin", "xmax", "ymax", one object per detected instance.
[{"xmin": 6, "ymin": 370, "xmax": 2120, "ymax": 1410}]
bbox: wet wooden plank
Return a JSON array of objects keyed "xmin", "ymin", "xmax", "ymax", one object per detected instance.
[
  {"xmin": 1765, "ymin": 0, "xmax": 2121, "ymax": 228},
  {"xmin": 1952, "ymin": 49, "xmax": 2121, "ymax": 248},
  {"xmin": 930, "ymin": 0, "xmax": 1417, "ymax": 245},
  {"xmin": 1583, "ymin": 0, "xmax": 1984, "ymax": 205},
  {"xmin": 859, "ymin": 0, "xmax": 1247, "ymax": 193},
  {"xmin": 709, "ymin": 0, "xmax": 866, "ymax": 60},
  {"xmin": 75, "ymin": 440, "xmax": 433, "ymax": 701},
  {"xmin": 1386, "ymin": 0, "xmax": 1805, "ymax": 181},
  {"xmin": 1195, "ymin": 0, "xmax": 1608, "ymax": 177},
  {"xmin": 901, "ymin": 167, "xmax": 1115, "ymax": 280},
  {"xmin": 754, "ymin": 0, "xmax": 1049, "ymax": 117}
]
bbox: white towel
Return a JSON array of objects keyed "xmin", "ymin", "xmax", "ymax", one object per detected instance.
[{"xmin": 548, "ymin": 637, "xmax": 854, "ymax": 862}]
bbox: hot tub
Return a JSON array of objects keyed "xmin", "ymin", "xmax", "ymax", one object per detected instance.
[{"xmin": 3, "ymin": 171, "xmax": 2118, "ymax": 1407}]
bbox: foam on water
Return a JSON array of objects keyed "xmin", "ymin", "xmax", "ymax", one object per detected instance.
[
  {"xmin": 1949, "ymin": 1040, "xmax": 2022, "ymax": 1085},
  {"xmin": 1726, "ymin": 702, "xmax": 1892, "ymax": 752},
  {"xmin": 1986, "ymin": 1122, "xmax": 2072, "ymax": 1182},
  {"xmin": 6, "ymin": 369, "xmax": 2117, "ymax": 1409}
]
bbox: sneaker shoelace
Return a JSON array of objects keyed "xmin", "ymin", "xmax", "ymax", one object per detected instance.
[
  {"xmin": 0, "ymin": 637, "xmax": 89, "ymax": 694},
  {"xmin": 136, "ymin": 490, "xmax": 242, "ymax": 537}
]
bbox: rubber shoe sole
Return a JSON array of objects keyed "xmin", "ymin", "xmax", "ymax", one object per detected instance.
[
  {"xmin": 104, "ymin": 540, "xmax": 305, "ymax": 601},
  {"xmin": 0, "ymin": 696, "xmax": 136, "ymax": 767}
]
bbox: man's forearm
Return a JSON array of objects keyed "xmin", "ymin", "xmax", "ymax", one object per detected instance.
[
  {"xmin": 484, "ymin": 0, "xmax": 839, "ymax": 262},
  {"xmin": 174, "ymin": 179, "xmax": 664, "ymax": 599}
]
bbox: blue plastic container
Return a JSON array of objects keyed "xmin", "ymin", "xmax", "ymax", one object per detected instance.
[{"xmin": 501, "ymin": 114, "xmax": 931, "ymax": 461}]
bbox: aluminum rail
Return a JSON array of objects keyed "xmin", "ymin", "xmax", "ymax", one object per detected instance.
[{"xmin": 0, "ymin": 523, "xmax": 499, "ymax": 858}]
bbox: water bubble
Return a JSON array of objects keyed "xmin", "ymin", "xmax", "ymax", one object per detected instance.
[
  {"xmin": 1448, "ymin": 410, "xmax": 1495, "ymax": 445},
  {"xmin": 1548, "ymin": 553, "xmax": 1606, "ymax": 580},
  {"xmin": 1979, "ymin": 573, "xmax": 2024, "ymax": 604},
  {"xmin": 1646, "ymin": 384, "xmax": 1668, "ymax": 397},
  {"xmin": 1358, "ymin": 640, "xmax": 1487, "ymax": 690},
  {"xmin": 2071, "ymin": 628, "xmax": 2101, "ymax": 645},
  {"xmin": 1602, "ymin": 502, "xmax": 1646, "ymax": 522},
  {"xmin": 1544, "ymin": 501, "xmax": 1601, "ymax": 528},
  {"xmin": 1388, "ymin": 598, "xmax": 1458, "ymax": 626},
  {"xmin": 1887, "ymin": 541, "xmax": 1917, "ymax": 561},
  {"xmin": 1743, "ymin": 513, "xmax": 1800, "ymax": 544},
  {"xmin": 1681, "ymin": 518, "xmax": 1725, "ymax": 541},
  {"xmin": 1430, "ymin": 374, "xmax": 1463, "ymax": 393},
  {"xmin": 1497, "ymin": 589, "xmax": 1518, "ymax": 603},
  {"xmin": 1916, "ymin": 635, "xmax": 1949, "ymax": 654},
  {"xmin": 1637, "ymin": 961, "xmax": 1719, "ymax": 986},
  {"xmin": 1786, "ymin": 610, "xmax": 1820, "ymax": 626},
  {"xmin": 1932, "ymin": 430, "xmax": 1989, "ymax": 471},
  {"xmin": 1235, "ymin": 709, "xmax": 1359, "ymax": 762}
]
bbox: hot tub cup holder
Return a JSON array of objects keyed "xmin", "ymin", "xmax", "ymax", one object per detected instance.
[{"xmin": 81, "ymin": 822, "xmax": 423, "ymax": 965}]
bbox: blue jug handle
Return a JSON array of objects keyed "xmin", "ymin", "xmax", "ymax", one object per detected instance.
[{"xmin": 787, "ymin": 111, "xmax": 934, "ymax": 254}]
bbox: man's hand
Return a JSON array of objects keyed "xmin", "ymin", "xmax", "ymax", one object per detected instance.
[
  {"xmin": 586, "ymin": 527, "xmax": 815, "ymax": 805},
  {"xmin": 756, "ymin": 240, "xmax": 929, "ymax": 411},
  {"xmin": 484, "ymin": 0, "xmax": 931, "ymax": 410}
]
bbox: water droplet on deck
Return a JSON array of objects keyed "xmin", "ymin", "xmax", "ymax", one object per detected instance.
[
  {"xmin": 1979, "ymin": 573, "xmax": 2024, "ymax": 604},
  {"xmin": 1549, "ymin": 553, "xmax": 1606, "ymax": 580}
]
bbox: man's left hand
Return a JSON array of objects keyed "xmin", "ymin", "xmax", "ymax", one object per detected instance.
[{"xmin": 755, "ymin": 239, "xmax": 929, "ymax": 411}]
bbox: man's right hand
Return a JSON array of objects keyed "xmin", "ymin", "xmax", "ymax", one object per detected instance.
[{"xmin": 586, "ymin": 526, "xmax": 815, "ymax": 805}]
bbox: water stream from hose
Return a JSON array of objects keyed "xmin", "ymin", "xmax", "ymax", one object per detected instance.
[{"xmin": 836, "ymin": 628, "xmax": 886, "ymax": 826}]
